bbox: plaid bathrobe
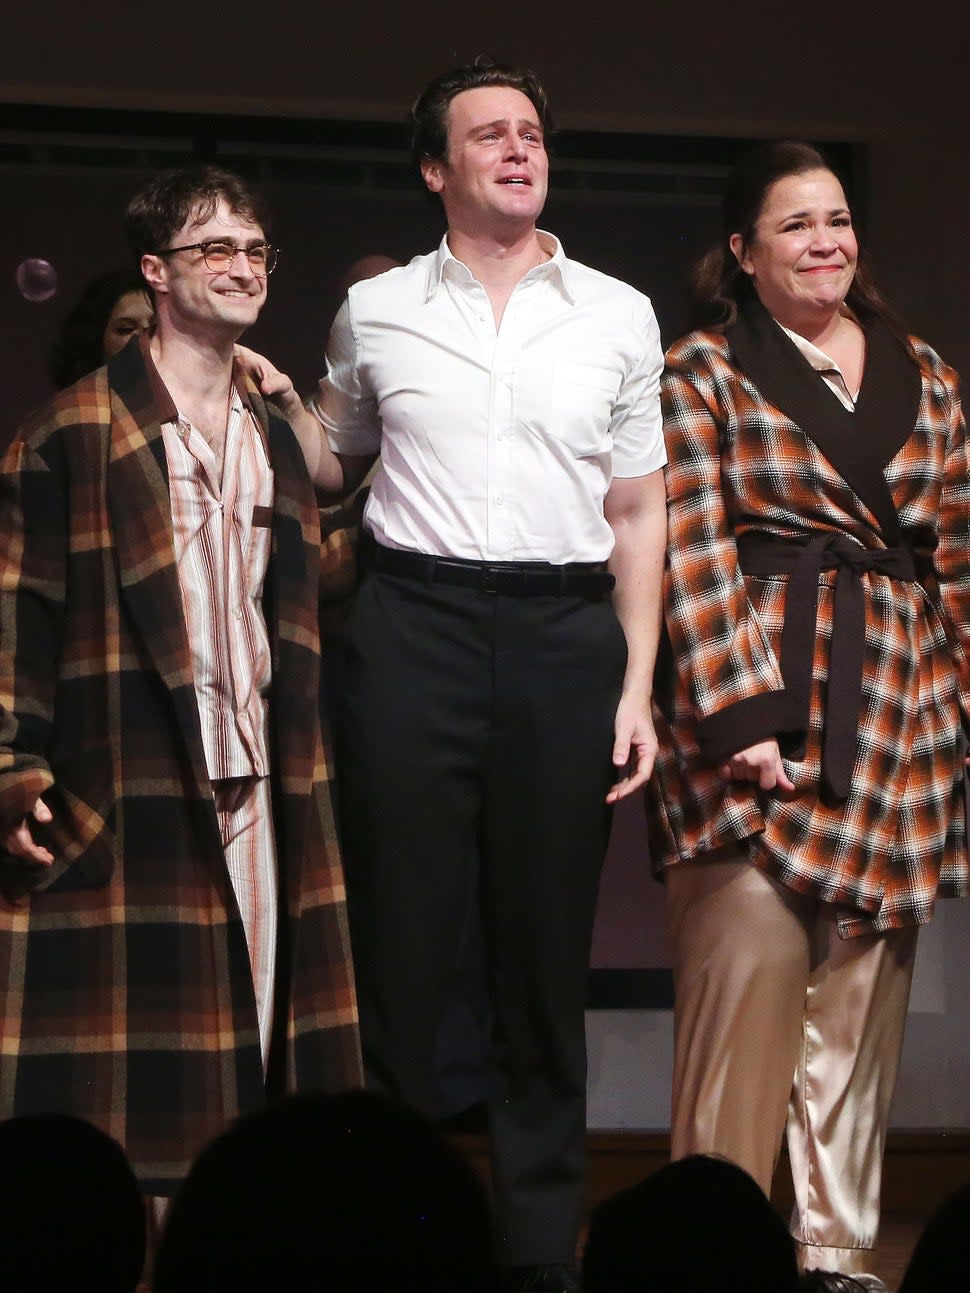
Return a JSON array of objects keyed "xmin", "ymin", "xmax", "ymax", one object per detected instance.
[
  {"xmin": 647, "ymin": 298, "xmax": 970, "ymax": 936},
  {"xmin": 0, "ymin": 340, "xmax": 360, "ymax": 1192}
]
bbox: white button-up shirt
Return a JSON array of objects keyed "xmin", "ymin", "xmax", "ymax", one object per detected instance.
[{"xmin": 311, "ymin": 232, "xmax": 666, "ymax": 564}]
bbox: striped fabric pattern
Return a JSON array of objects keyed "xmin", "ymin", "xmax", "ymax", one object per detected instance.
[{"xmin": 162, "ymin": 396, "xmax": 273, "ymax": 781}]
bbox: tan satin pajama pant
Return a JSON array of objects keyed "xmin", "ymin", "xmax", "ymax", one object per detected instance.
[{"xmin": 665, "ymin": 853, "xmax": 917, "ymax": 1274}]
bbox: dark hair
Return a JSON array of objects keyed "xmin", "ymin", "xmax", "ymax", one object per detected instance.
[
  {"xmin": 410, "ymin": 56, "xmax": 554, "ymax": 168},
  {"xmin": 153, "ymin": 1090, "xmax": 497, "ymax": 1293},
  {"xmin": 897, "ymin": 1180, "xmax": 970, "ymax": 1292},
  {"xmin": 689, "ymin": 140, "xmax": 906, "ymax": 338},
  {"xmin": 583, "ymin": 1154, "xmax": 798, "ymax": 1293},
  {"xmin": 0, "ymin": 1113, "xmax": 145, "ymax": 1293},
  {"xmin": 48, "ymin": 267, "xmax": 152, "ymax": 389},
  {"xmin": 125, "ymin": 164, "xmax": 269, "ymax": 270}
]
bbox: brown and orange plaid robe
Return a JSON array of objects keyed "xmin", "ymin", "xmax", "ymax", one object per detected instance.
[
  {"xmin": 0, "ymin": 340, "xmax": 360, "ymax": 1192},
  {"xmin": 647, "ymin": 301, "xmax": 970, "ymax": 936}
]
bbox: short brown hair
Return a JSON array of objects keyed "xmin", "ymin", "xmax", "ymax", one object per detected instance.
[{"xmin": 410, "ymin": 57, "xmax": 554, "ymax": 169}]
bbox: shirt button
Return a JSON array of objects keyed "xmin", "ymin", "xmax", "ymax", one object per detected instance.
[
  {"xmin": 494, "ymin": 495, "xmax": 505, "ymax": 506},
  {"xmin": 233, "ymin": 607, "xmax": 243, "ymax": 620}
]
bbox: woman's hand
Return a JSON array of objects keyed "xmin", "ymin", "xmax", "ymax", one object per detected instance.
[{"xmin": 719, "ymin": 739, "xmax": 795, "ymax": 792}]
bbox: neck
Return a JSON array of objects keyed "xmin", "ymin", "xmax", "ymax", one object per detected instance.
[
  {"xmin": 150, "ymin": 325, "xmax": 235, "ymax": 407},
  {"xmin": 447, "ymin": 224, "xmax": 548, "ymax": 290},
  {"xmin": 773, "ymin": 304, "xmax": 845, "ymax": 351}
]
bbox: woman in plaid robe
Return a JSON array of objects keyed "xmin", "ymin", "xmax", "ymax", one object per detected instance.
[
  {"xmin": 0, "ymin": 337, "xmax": 361, "ymax": 1195},
  {"xmin": 646, "ymin": 142, "xmax": 970, "ymax": 1280}
]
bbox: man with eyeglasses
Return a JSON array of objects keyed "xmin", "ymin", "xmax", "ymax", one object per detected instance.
[
  {"xmin": 0, "ymin": 165, "xmax": 360, "ymax": 1208},
  {"xmin": 246, "ymin": 60, "xmax": 667, "ymax": 1293}
]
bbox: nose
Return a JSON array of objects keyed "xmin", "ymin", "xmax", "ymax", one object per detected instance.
[
  {"xmin": 226, "ymin": 248, "xmax": 258, "ymax": 280},
  {"xmin": 503, "ymin": 129, "xmax": 527, "ymax": 161},
  {"xmin": 809, "ymin": 223, "xmax": 838, "ymax": 254}
]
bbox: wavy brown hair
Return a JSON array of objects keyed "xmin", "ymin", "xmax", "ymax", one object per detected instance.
[{"xmin": 126, "ymin": 165, "xmax": 269, "ymax": 276}]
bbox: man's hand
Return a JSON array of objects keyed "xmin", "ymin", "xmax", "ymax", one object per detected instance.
[
  {"xmin": 234, "ymin": 344, "xmax": 303, "ymax": 423},
  {"xmin": 2, "ymin": 797, "xmax": 54, "ymax": 865},
  {"xmin": 607, "ymin": 694, "xmax": 658, "ymax": 803},
  {"xmin": 719, "ymin": 739, "xmax": 795, "ymax": 792}
]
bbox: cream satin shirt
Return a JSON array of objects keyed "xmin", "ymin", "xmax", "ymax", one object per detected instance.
[{"xmin": 310, "ymin": 232, "xmax": 666, "ymax": 564}]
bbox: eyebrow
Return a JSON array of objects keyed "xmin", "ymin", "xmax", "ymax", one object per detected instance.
[
  {"xmin": 468, "ymin": 116, "xmax": 542, "ymax": 137},
  {"xmin": 779, "ymin": 207, "xmax": 851, "ymax": 220},
  {"xmin": 200, "ymin": 235, "xmax": 269, "ymax": 246}
]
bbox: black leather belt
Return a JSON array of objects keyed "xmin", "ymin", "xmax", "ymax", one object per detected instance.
[
  {"xmin": 737, "ymin": 531, "xmax": 919, "ymax": 799},
  {"xmin": 364, "ymin": 539, "xmax": 615, "ymax": 598}
]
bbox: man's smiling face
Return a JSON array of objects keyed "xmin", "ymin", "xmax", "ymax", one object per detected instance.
[{"xmin": 144, "ymin": 197, "xmax": 268, "ymax": 341}]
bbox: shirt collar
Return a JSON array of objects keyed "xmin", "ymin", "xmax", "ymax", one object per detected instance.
[
  {"xmin": 774, "ymin": 313, "xmax": 858, "ymax": 409},
  {"xmin": 775, "ymin": 312, "xmax": 851, "ymax": 382},
  {"xmin": 426, "ymin": 230, "xmax": 575, "ymax": 304},
  {"xmin": 140, "ymin": 333, "xmax": 251, "ymax": 425}
]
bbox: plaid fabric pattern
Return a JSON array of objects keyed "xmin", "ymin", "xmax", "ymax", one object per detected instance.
[
  {"xmin": 0, "ymin": 340, "xmax": 360, "ymax": 1193},
  {"xmin": 647, "ymin": 327, "xmax": 970, "ymax": 936}
]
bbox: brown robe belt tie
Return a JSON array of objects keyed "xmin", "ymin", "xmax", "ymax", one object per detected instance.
[{"xmin": 736, "ymin": 532, "xmax": 919, "ymax": 799}]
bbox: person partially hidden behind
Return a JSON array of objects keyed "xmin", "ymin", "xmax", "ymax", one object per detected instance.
[
  {"xmin": 0, "ymin": 164, "xmax": 360, "ymax": 1204},
  {"xmin": 243, "ymin": 58, "xmax": 667, "ymax": 1293},
  {"xmin": 49, "ymin": 266, "xmax": 155, "ymax": 390}
]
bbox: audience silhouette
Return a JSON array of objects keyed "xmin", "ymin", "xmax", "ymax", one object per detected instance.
[
  {"xmin": 152, "ymin": 1088, "xmax": 498, "ymax": 1292},
  {"xmin": 0, "ymin": 1112, "xmax": 145, "ymax": 1293},
  {"xmin": 582, "ymin": 1153, "xmax": 799, "ymax": 1292},
  {"xmin": 897, "ymin": 1179, "xmax": 970, "ymax": 1292}
]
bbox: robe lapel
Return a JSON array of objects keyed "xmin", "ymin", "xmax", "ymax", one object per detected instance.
[
  {"xmin": 727, "ymin": 296, "xmax": 921, "ymax": 543},
  {"xmin": 105, "ymin": 340, "xmax": 210, "ymax": 790},
  {"xmin": 253, "ymin": 383, "xmax": 321, "ymax": 857}
]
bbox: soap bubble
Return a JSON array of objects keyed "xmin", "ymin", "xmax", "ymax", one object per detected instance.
[{"xmin": 16, "ymin": 258, "xmax": 58, "ymax": 303}]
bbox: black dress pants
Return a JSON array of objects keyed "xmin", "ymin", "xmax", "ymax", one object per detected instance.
[{"xmin": 338, "ymin": 566, "xmax": 626, "ymax": 1265}]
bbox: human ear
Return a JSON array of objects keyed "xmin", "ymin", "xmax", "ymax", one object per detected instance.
[
  {"xmin": 420, "ymin": 156, "xmax": 445, "ymax": 194},
  {"xmin": 728, "ymin": 232, "xmax": 754, "ymax": 276},
  {"xmin": 140, "ymin": 254, "xmax": 167, "ymax": 294}
]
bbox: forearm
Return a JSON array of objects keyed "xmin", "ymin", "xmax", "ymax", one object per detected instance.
[
  {"xmin": 267, "ymin": 388, "xmax": 346, "ymax": 496},
  {"xmin": 607, "ymin": 473, "xmax": 666, "ymax": 702}
]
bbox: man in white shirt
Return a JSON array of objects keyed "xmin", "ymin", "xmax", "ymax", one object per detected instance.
[{"xmin": 250, "ymin": 60, "xmax": 666, "ymax": 1293}]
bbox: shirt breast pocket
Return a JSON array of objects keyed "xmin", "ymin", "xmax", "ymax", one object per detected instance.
[{"xmin": 515, "ymin": 362, "xmax": 621, "ymax": 456}]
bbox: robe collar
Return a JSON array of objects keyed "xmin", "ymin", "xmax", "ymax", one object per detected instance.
[{"xmin": 725, "ymin": 295, "xmax": 921, "ymax": 544}]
